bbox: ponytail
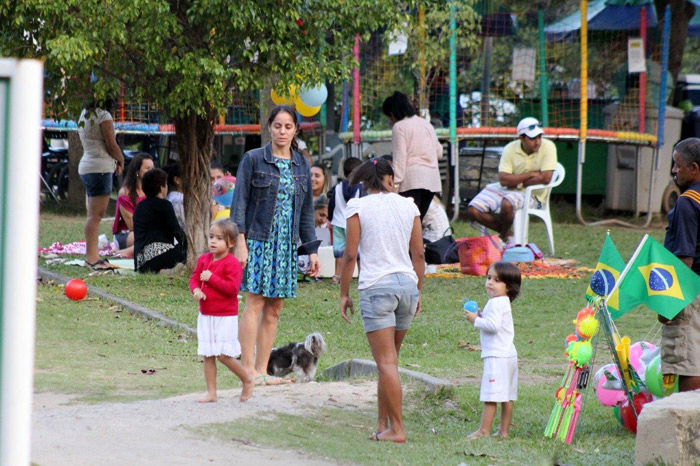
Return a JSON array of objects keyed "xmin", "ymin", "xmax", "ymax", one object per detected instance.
[{"xmin": 349, "ymin": 158, "xmax": 394, "ymax": 193}]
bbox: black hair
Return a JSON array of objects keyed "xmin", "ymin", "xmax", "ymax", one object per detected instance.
[
  {"xmin": 163, "ymin": 163, "xmax": 180, "ymax": 191},
  {"xmin": 342, "ymin": 157, "xmax": 363, "ymax": 178},
  {"xmin": 380, "ymin": 154, "xmax": 393, "ymax": 163},
  {"xmin": 268, "ymin": 105, "xmax": 300, "ymax": 154},
  {"xmin": 489, "ymin": 261, "xmax": 522, "ymax": 302},
  {"xmin": 313, "ymin": 197, "xmax": 328, "ymax": 210},
  {"xmin": 349, "ymin": 158, "xmax": 394, "ymax": 193},
  {"xmin": 674, "ymin": 138, "xmax": 700, "ymax": 168},
  {"xmin": 381, "ymin": 91, "xmax": 416, "ymax": 121},
  {"xmin": 141, "ymin": 168, "xmax": 168, "ymax": 198},
  {"xmin": 210, "ymin": 159, "xmax": 223, "ymax": 171},
  {"xmin": 121, "ymin": 153, "xmax": 153, "ymax": 206},
  {"xmin": 85, "ymin": 97, "xmax": 115, "ymax": 114}
]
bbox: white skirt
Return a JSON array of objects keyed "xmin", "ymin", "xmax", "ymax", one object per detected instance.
[
  {"xmin": 480, "ymin": 356, "xmax": 518, "ymax": 402},
  {"xmin": 197, "ymin": 314, "xmax": 241, "ymax": 357}
]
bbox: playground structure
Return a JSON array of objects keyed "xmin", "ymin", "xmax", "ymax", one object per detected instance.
[
  {"xmin": 337, "ymin": 0, "xmax": 674, "ymax": 225},
  {"xmin": 41, "ymin": 0, "xmax": 677, "ymax": 223}
]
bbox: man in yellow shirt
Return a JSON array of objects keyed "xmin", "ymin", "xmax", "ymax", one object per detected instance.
[{"xmin": 467, "ymin": 117, "xmax": 557, "ymax": 244}]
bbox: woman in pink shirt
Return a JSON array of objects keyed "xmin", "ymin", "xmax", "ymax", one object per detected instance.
[
  {"xmin": 112, "ymin": 153, "xmax": 154, "ymax": 257},
  {"xmin": 382, "ymin": 91, "xmax": 443, "ymax": 219}
]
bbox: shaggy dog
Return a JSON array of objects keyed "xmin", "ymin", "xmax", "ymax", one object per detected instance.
[{"xmin": 267, "ymin": 332, "xmax": 327, "ymax": 382}]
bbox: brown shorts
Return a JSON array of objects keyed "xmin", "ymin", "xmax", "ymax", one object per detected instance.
[{"xmin": 661, "ymin": 292, "xmax": 700, "ymax": 376}]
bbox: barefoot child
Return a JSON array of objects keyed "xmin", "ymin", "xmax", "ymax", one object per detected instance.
[
  {"xmin": 190, "ymin": 219, "xmax": 254, "ymax": 402},
  {"xmin": 464, "ymin": 261, "xmax": 521, "ymax": 439}
]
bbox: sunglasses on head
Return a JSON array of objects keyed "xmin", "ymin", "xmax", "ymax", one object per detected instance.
[{"xmin": 522, "ymin": 123, "xmax": 542, "ymax": 132}]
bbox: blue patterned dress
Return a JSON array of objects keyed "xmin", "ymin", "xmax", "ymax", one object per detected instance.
[{"xmin": 241, "ymin": 157, "xmax": 297, "ymax": 297}]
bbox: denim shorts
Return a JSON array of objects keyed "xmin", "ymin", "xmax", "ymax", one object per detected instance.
[
  {"xmin": 79, "ymin": 172, "xmax": 113, "ymax": 197},
  {"xmin": 358, "ymin": 273, "xmax": 419, "ymax": 333},
  {"xmin": 114, "ymin": 230, "xmax": 130, "ymax": 250}
]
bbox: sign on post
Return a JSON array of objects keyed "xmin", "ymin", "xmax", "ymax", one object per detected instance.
[{"xmin": 0, "ymin": 58, "xmax": 44, "ymax": 466}]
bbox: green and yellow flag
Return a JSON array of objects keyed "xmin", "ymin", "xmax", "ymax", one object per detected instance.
[
  {"xmin": 615, "ymin": 235, "xmax": 700, "ymax": 320},
  {"xmin": 586, "ymin": 235, "xmax": 640, "ymax": 318}
]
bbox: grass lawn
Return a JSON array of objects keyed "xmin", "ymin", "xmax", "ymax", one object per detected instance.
[{"xmin": 36, "ymin": 201, "xmax": 667, "ymax": 464}]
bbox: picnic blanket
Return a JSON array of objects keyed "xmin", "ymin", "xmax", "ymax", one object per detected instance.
[
  {"xmin": 39, "ymin": 240, "xmax": 115, "ymax": 257},
  {"xmin": 43, "ymin": 257, "xmax": 136, "ymax": 274},
  {"xmin": 427, "ymin": 259, "xmax": 594, "ymax": 279}
]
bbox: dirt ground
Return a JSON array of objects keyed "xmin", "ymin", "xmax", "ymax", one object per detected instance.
[{"xmin": 32, "ymin": 380, "xmax": 378, "ymax": 465}]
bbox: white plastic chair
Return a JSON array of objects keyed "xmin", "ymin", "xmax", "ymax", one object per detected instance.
[{"xmin": 512, "ymin": 162, "xmax": 565, "ymax": 255}]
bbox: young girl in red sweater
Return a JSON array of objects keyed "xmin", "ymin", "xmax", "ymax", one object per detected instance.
[{"xmin": 190, "ymin": 219, "xmax": 254, "ymax": 402}]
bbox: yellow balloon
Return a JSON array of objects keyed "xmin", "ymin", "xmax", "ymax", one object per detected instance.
[
  {"xmin": 271, "ymin": 85, "xmax": 298, "ymax": 106},
  {"xmin": 271, "ymin": 89, "xmax": 291, "ymax": 105},
  {"xmin": 214, "ymin": 208, "xmax": 231, "ymax": 221},
  {"xmin": 294, "ymin": 96, "xmax": 321, "ymax": 117}
]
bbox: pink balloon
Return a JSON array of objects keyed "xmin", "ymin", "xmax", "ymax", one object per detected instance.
[
  {"xmin": 594, "ymin": 364, "xmax": 626, "ymax": 407},
  {"xmin": 629, "ymin": 341, "xmax": 657, "ymax": 373}
]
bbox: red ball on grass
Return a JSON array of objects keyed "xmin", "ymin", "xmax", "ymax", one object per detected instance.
[{"xmin": 65, "ymin": 279, "xmax": 88, "ymax": 301}]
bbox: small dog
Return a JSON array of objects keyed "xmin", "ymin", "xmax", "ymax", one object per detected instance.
[{"xmin": 267, "ymin": 332, "xmax": 327, "ymax": 383}]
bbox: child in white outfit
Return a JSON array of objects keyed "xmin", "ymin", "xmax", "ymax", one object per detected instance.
[{"xmin": 465, "ymin": 261, "xmax": 521, "ymax": 439}]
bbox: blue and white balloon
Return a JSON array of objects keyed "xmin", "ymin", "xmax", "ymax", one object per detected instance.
[{"xmin": 299, "ymin": 84, "xmax": 328, "ymax": 108}]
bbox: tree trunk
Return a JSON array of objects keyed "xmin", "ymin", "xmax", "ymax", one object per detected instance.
[
  {"xmin": 175, "ymin": 108, "xmax": 217, "ymax": 268},
  {"xmin": 656, "ymin": 0, "xmax": 696, "ymax": 101},
  {"xmin": 260, "ymin": 84, "xmax": 275, "ymax": 146},
  {"xmin": 66, "ymin": 132, "xmax": 86, "ymax": 207}
]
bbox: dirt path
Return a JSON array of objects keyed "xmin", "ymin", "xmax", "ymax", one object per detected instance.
[{"xmin": 32, "ymin": 380, "xmax": 377, "ymax": 465}]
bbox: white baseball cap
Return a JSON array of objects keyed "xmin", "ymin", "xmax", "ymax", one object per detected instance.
[{"xmin": 517, "ymin": 117, "xmax": 544, "ymax": 138}]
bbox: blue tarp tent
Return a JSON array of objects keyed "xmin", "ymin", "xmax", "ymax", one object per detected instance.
[{"xmin": 544, "ymin": 0, "xmax": 657, "ymax": 39}]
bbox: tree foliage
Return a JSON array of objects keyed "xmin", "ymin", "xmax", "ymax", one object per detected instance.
[
  {"xmin": 0, "ymin": 0, "xmax": 404, "ymax": 264},
  {"xmin": 1, "ymin": 0, "xmax": 404, "ymax": 118},
  {"xmin": 405, "ymin": 0, "xmax": 481, "ymax": 110}
]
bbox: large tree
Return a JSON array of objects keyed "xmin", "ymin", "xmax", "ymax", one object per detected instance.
[
  {"xmin": 0, "ymin": 0, "xmax": 403, "ymax": 265},
  {"xmin": 654, "ymin": 0, "xmax": 696, "ymax": 89}
]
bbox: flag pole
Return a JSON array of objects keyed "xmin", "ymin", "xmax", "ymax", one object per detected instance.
[
  {"xmin": 604, "ymin": 234, "xmax": 649, "ymax": 308},
  {"xmin": 598, "ymin": 301, "xmax": 638, "ymax": 417}
]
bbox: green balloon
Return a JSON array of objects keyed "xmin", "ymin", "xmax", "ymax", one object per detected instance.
[{"xmin": 644, "ymin": 355, "xmax": 664, "ymax": 397}]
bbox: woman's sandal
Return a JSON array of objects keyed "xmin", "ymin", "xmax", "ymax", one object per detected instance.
[
  {"xmin": 331, "ymin": 275, "xmax": 340, "ymax": 284},
  {"xmin": 369, "ymin": 431, "xmax": 406, "ymax": 443},
  {"xmin": 254, "ymin": 374, "xmax": 292, "ymax": 386},
  {"xmin": 85, "ymin": 258, "xmax": 116, "ymax": 271}
]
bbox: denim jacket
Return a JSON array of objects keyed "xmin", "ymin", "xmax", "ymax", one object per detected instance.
[{"xmin": 231, "ymin": 143, "xmax": 318, "ymax": 253}]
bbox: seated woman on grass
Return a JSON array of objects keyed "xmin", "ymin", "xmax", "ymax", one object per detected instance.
[
  {"xmin": 112, "ymin": 153, "xmax": 154, "ymax": 258},
  {"xmin": 133, "ymin": 168, "xmax": 186, "ymax": 274}
]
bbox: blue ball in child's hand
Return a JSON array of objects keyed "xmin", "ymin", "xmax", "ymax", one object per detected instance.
[{"xmin": 463, "ymin": 299, "xmax": 478, "ymax": 313}]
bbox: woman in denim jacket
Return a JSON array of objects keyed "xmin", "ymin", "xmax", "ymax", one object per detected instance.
[{"xmin": 231, "ymin": 105, "xmax": 320, "ymax": 385}]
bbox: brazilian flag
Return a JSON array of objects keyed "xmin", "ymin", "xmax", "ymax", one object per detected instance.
[
  {"xmin": 586, "ymin": 235, "xmax": 640, "ymax": 318},
  {"xmin": 616, "ymin": 236, "xmax": 700, "ymax": 320}
]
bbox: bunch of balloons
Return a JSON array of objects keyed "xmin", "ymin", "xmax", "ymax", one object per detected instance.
[
  {"xmin": 270, "ymin": 83, "xmax": 328, "ymax": 117},
  {"xmin": 564, "ymin": 307, "xmax": 599, "ymax": 367},
  {"xmin": 592, "ymin": 340, "xmax": 677, "ymax": 434}
]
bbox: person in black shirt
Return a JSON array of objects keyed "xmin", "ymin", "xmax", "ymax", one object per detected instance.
[{"xmin": 133, "ymin": 168, "xmax": 186, "ymax": 273}]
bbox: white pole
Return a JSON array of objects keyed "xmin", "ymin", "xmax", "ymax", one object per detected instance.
[
  {"xmin": 0, "ymin": 58, "xmax": 43, "ymax": 466},
  {"xmin": 604, "ymin": 233, "xmax": 649, "ymax": 307}
]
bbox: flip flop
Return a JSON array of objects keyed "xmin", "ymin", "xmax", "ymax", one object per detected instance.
[
  {"xmin": 85, "ymin": 258, "xmax": 116, "ymax": 270},
  {"xmin": 369, "ymin": 431, "xmax": 406, "ymax": 443},
  {"xmin": 254, "ymin": 375, "xmax": 292, "ymax": 386}
]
